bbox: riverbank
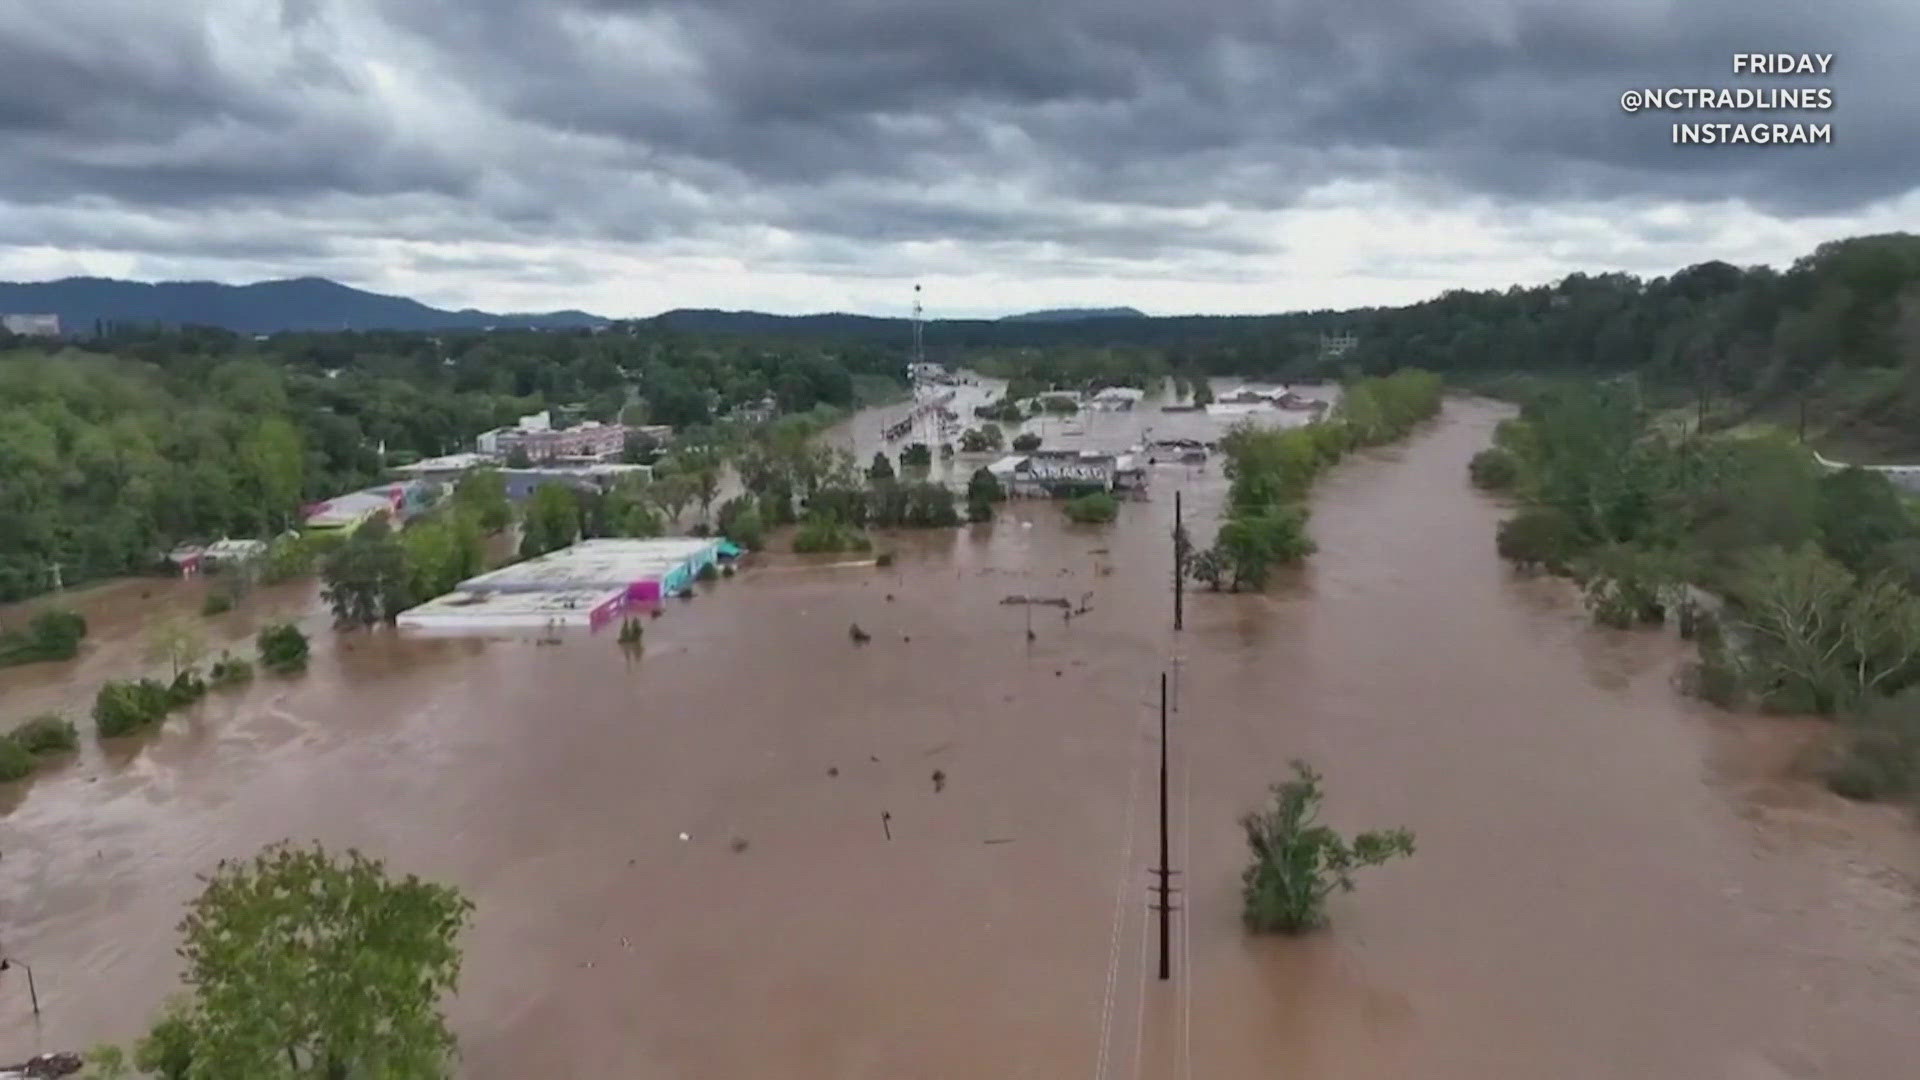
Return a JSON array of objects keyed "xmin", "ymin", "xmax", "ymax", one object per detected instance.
[{"xmin": 2, "ymin": 399, "xmax": 1916, "ymax": 1077}]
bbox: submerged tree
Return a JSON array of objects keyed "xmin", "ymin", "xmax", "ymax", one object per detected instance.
[
  {"xmin": 1240, "ymin": 760, "xmax": 1414, "ymax": 934},
  {"xmin": 157, "ymin": 841, "xmax": 474, "ymax": 1078}
]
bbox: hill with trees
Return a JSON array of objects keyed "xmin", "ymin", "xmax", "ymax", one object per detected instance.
[{"xmin": 0, "ymin": 276, "xmax": 607, "ymax": 333}]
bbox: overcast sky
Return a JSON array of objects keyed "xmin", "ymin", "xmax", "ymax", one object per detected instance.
[{"xmin": 0, "ymin": 0, "xmax": 1911, "ymax": 319}]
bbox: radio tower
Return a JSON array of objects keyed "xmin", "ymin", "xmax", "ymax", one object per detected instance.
[{"xmin": 912, "ymin": 283, "xmax": 925, "ymax": 368}]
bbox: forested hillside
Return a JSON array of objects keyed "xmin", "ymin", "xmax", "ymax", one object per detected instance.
[{"xmin": 0, "ymin": 327, "xmax": 898, "ymax": 600}]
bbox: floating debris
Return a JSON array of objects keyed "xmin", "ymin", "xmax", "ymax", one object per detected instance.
[
  {"xmin": 931, "ymin": 769, "xmax": 946, "ymax": 793},
  {"xmin": 984, "ymin": 838, "xmax": 1016, "ymax": 845},
  {"xmin": 677, "ymin": 832, "xmax": 690, "ymax": 842},
  {"xmin": 730, "ymin": 837, "xmax": 750, "ymax": 854},
  {"xmin": 828, "ymin": 766, "xmax": 840, "ymax": 777},
  {"xmin": 849, "ymin": 623, "xmax": 872, "ymax": 644},
  {"xmin": 1001, "ymin": 595, "xmax": 1072, "ymax": 609}
]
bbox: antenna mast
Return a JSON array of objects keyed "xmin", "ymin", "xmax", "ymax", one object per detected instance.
[{"xmin": 912, "ymin": 283, "xmax": 925, "ymax": 367}]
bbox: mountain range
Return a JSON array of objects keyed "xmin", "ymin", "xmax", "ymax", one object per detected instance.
[
  {"xmin": 0, "ymin": 276, "xmax": 1151, "ymax": 335},
  {"xmin": 0, "ymin": 277, "xmax": 608, "ymax": 334}
]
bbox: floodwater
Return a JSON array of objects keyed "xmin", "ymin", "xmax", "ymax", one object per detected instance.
[{"xmin": 3, "ymin": 395, "xmax": 1919, "ymax": 1078}]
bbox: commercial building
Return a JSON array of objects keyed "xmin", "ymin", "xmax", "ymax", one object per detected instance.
[
  {"xmin": 301, "ymin": 480, "xmax": 440, "ymax": 536},
  {"xmin": 475, "ymin": 410, "xmax": 627, "ymax": 462},
  {"xmin": 499, "ymin": 463, "xmax": 651, "ymax": 500},
  {"xmin": 991, "ymin": 450, "xmax": 1128, "ymax": 497},
  {"xmin": 397, "ymin": 537, "xmax": 735, "ymax": 632}
]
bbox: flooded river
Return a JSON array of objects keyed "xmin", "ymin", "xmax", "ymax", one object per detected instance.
[{"xmin": 3, "ymin": 395, "xmax": 1918, "ymax": 1077}]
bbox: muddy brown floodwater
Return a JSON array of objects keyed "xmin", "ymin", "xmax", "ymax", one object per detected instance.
[{"xmin": 4, "ymin": 396, "xmax": 1919, "ymax": 1077}]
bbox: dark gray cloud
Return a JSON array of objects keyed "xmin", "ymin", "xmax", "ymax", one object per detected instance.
[{"xmin": 0, "ymin": 0, "xmax": 1911, "ymax": 313}]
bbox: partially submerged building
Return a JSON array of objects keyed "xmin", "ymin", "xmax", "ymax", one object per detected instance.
[
  {"xmin": 396, "ymin": 537, "xmax": 735, "ymax": 632},
  {"xmin": 301, "ymin": 480, "xmax": 440, "ymax": 537},
  {"xmin": 990, "ymin": 450, "xmax": 1135, "ymax": 498},
  {"xmin": 1088, "ymin": 386, "xmax": 1146, "ymax": 411}
]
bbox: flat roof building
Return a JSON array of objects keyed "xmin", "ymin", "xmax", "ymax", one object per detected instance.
[{"xmin": 398, "ymin": 537, "xmax": 732, "ymax": 633}]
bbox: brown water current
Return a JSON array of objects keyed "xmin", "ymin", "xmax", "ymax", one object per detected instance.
[{"xmin": 2, "ymin": 396, "xmax": 1918, "ymax": 1077}]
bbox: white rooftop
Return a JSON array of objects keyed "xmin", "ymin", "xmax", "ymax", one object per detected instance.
[
  {"xmin": 456, "ymin": 537, "xmax": 717, "ymax": 593},
  {"xmin": 397, "ymin": 586, "xmax": 626, "ymax": 630},
  {"xmin": 394, "ymin": 452, "xmax": 491, "ymax": 474}
]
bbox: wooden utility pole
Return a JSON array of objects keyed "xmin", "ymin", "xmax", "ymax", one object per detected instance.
[{"xmin": 1152, "ymin": 672, "xmax": 1173, "ymax": 981}]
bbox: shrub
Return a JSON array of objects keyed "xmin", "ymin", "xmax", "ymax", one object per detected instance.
[
  {"xmin": 0, "ymin": 609, "xmax": 88, "ymax": 666},
  {"xmin": 14, "ymin": 714, "xmax": 77, "ymax": 756},
  {"xmin": 0, "ymin": 737, "xmax": 33, "ymax": 782},
  {"xmin": 209, "ymin": 653, "xmax": 255, "ymax": 688},
  {"xmin": 697, "ymin": 562, "xmax": 719, "ymax": 582},
  {"xmin": 167, "ymin": 669, "xmax": 208, "ymax": 708},
  {"xmin": 201, "ymin": 589, "xmax": 235, "ymax": 616},
  {"xmin": 876, "ymin": 551, "xmax": 895, "ymax": 568},
  {"xmin": 1064, "ymin": 492, "xmax": 1119, "ymax": 524},
  {"xmin": 95, "ymin": 678, "xmax": 174, "ymax": 737},
  {"xmin": 1240, "ymin": 760, "xmax": 1415, "ymax": 933},
  {"xmin": 959, "ymin": 426, "xmax": 1004, "ymax": 453},
  {"xmin": 900, "ymin": 443, "xmax": 933, "ymax": 468},
  {"xmin": 1496, "ymin": 507, "xmax": 1579, "ymax": 572},
  {"xmin": 1826, "ymin": 689, "xmax": 1920, "ymax": 802},
  {"xmin": 257, "ymin": 623, "xmax": 310, "ymax": 674},
  {"xmin": 1468, "ymin": 447, "xmax": 1518, "ymax": 490},
  {"xmin": 793, "ymin": 514, "xmax": 870, "ymax": 554}
]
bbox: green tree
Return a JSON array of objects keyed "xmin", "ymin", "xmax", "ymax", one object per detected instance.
[
  {"xmin": 1190, "ymin": 378, "xmax": 1214, "ymax": 407},
  {"xmin": 321, "ymin": 523, "xmax": 411, "ymax": 629},
  {"xmin": 868, "ymin": 451, "xmax": 895, "ymax": 482},
  {"xmin": 452, "ymin": 469, "xmax": 512, "ymax": 534},
  {"xmin": 257, "ymin": 624, "xmax": 310, "ymax": 674},
  {"xmin": 158, "ymin": 841, "xmax": 474, "ymax": 1078},
  {"xmin": 1064, "ymin": 491, "xmax": 1119, "ymax": 524},
  {"xmin": 899, "ymin": 442, "xmax": 932, "ymax": 468},
  {"xmin": 519, "ymin": 483, "xmax": 581, "ymax": 558},
  {"xmin": 1189, "ymin": 547, "xmax": 1227, "ymax": 591},
  {"xmin": 1240, "ymin": 760, "xmax": 1415, "ymax": 934},
  {"xmin": 1011, "ymin": 432, "xmax": 1042, "ymax": 452},
  {"xmin": 959, "ymin": 426, "xmax": 1004, "ymax": 453}
]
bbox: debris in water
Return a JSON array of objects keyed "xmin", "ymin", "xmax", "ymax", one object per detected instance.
[
  {"xmin": 1026, "ymin": 629, "xmax": 1037, "ymax": 642},
  {"xmin": 881, "ymin": 811, "xmax": 893, "ymax": 840},
  {"xmin": 3, "ymin": 1052, "xmax": 83, "ymax": 1077},
  {"xmin": 885, "ymin": 593, "xmax": 895, "ymax": 602},
  {"xmin": 677, "ymin": 832, "xmax": 690, "ymax": 842},
  {"xmin": 931, "ymin": 769, "xmax": 946, "ymax": 793},
  {"xmin": 903, "ymin": 634, "xmax": 911, "ymax": 642},
  {"xmin": 870, "ymin": 755, "xmax": 880, "ymax": 763},
  {"xmin": 730, "ymin": 837, "xmax": 750, "ymax": 853},
  {"xmin": 984, "ymin": 838, "xmax": 1015, "ymax": 845},
  {"xmin": 849, "ymin": 622, "xmax": 871, "ymax": 644},
  {"xmin": 828, "ymin": 766, "xmax": 839, "ymax": 777}
]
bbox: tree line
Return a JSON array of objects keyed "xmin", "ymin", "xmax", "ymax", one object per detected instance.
[
  {"xmin": 0, "ymin": 324, "xmax": 900, "ymax": 602},
  {"xmin": 1475, "ymin": 378, "xmax": 1920, "ymax": 802},
  {"xmin": 1188, "ymin": 370, "xmax": 1442, "ymax": 592}
]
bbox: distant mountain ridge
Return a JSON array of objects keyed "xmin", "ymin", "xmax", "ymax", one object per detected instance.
[
  {"xmin": 998, "ymin": 306, "xmax": 1147, "ymax": 322},
  {"xmin": 0, "ymin": 276, "xmax": 607, "ymax": 333}
]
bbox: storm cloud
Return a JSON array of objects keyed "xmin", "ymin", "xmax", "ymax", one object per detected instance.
[{"xmin": 0, "ymin": 0, "xmax": 1911, "ymax": 316}]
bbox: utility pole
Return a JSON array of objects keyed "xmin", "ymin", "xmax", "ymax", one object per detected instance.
[{"xmin": 1152, "ymin": 672, "xmax": 1173, "ymax": 981}]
